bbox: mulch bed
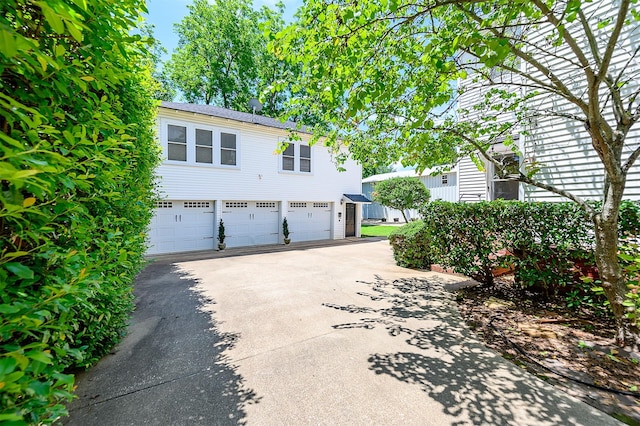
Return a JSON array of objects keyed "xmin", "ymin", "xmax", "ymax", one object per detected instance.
[{"xmin": 456, "ymin": 275, "xmax": 640, "ymax": 425}]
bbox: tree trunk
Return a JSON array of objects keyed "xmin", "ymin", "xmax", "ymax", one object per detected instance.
[
  {"xmin": 592, "ymin": 186, "xmax": 640, "ymax": 350},
  {"xmin": 401, "ymin": 210, "xmax": 409, "ymax": 223}
]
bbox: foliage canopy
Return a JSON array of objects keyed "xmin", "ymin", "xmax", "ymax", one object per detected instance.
[
  {"xmin": 276, "ymin": 0, "xmax": 640, "ymax": 348},
  {"xmin": 373, "ymin": 177, "xmax": 431, "ymax": 222},
  {"xmin": 0, "ymin": 0, "xmax": 159, "ymax": 422},
  {"xmin": 164, "ymin": 0, "xmax": 296, "ymax": 117}
]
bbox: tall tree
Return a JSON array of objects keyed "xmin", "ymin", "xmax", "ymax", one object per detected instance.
[
  {"xmin": 275, "ymin": 0, "xmax": 640, "ymax": 348},
  {"xmin": 256, "ymin": 2, "xmax": 299, "ymax": 117},
  {"xmin": 363, "ymin": 164, "xmax": 395, "ymax": 179},
  {"xmin": 164, "ymin": 0, "xmax": 295, "ymax": 116},
  {"xmin": 140, "ymin": 23, "xmax": 176, "ymax": 101},
  {"xmin": 166, "ymin": 0, "xmax": 259, "ymax": 108}
]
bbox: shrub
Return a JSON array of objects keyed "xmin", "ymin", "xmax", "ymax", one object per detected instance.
[
  {"xmin": 498, "ymin": 202, "xmax": 594, "ymax": 295},
  {"xmin": 0, "ymin": 0, "xmax": 159, "ymax": 423},
  {"xmin": 388, "ymin": 220, "xmax": 432, "ymax": 269},
  {"xmin": 420, "ymin": 201, "xmax": 506, "ymax": 285},
  {"xmin": 407, "ymin": 201, "xmax": 638, "ymax": 294}
]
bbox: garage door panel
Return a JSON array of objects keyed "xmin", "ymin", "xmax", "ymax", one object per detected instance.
[
  {"xmin": 287, "ymin": 202, "xmax": 332, "ymax": 242},
  {"xmin": 222, "ymin": 201, "xmax": 279, "ymax": 248},
  {"xmin": 147, "ymin": 201, "xmax": 215, "ymax": 255}
]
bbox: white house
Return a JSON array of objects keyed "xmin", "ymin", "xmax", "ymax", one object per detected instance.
[
  {"xmin": 362, "ymin": 168, "xmax": 459, "ymax": 222},
  {"xmin": 147, "ymin": 102, "xmax": 367, "ymax": 255},
  {"xmin": 455, "ymin": 2, "xmax": 640, "ymax": 203}
]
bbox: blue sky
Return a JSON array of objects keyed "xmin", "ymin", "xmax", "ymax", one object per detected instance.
[{"xmin": 144, "ymin": 0, "xmax": 303, "ymax": 60}]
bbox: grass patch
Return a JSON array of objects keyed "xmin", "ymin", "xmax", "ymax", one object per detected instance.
[{"xmin": 361, "ymin": 224, "xmax": 398, "ymax": 238}]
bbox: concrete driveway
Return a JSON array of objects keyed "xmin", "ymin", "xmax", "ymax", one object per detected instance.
[{"xmin": 66, "ymin": 240, "xmax": 620, "ymax": 425}]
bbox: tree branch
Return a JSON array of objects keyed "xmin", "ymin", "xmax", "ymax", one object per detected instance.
[
  {"xmin": 578, "ymin": 9, "xmax": 602, "ymax": 68},
  {"xmin": 530, "ymin": 0, "xmax": 594, "ymax": 78},
  {"xmin": 622, "ymin": 146, "xmax": 640, "ymax": 175},
  {"xmin": 462, "ymin": 7, "xmax": 590, "ymax": 114},
  {"xmin": 598, "ymin": 0, "xmax": 630, "ymax": 81},
  {"xmin": 517, "ymin": 173, "xmax": 594, "ymax": 214}
]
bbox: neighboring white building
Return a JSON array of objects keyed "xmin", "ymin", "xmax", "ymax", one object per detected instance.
[
  {"xmin": 362, "ymin": 168, "xmax": 458, "ymax": 222},
  {"xmin": 147, "ymin": 102, "xmax": 367, "ymax": 255},
  {"xmin": 456, "ymin": 2, "xmax": 640, "ymax": 203}
]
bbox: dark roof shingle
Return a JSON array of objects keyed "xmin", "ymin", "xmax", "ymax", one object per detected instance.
[{"xmin": 160, "ymin": 101, "xmax": 307, "ymax": 133}]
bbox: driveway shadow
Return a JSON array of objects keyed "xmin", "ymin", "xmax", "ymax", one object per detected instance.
[
  {"xmin": 324, "ymin": 276, "xmax": 618, "ymax": 426},
  {"xmin": 65, "ymin": 262, "xmax": 259, "ymax": 425}
]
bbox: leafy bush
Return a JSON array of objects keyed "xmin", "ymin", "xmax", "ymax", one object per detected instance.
[
  {"xmin": 405, "ymin": 201, "xmax": 639, "ymax": 294},
  {"xmin": 388, "ymin": 220, "xmax": 432, "ymax": 269},
  {"xmin": 420, "ymin": 201, "xmax": 506, "ymax": 285},
  {"xmin": 1, "ymin": 0, "xmax": 159, "ymax": 423},
  {"xmin": 498, "ymin": 202, "xmax": 594, "ymax": 295}
]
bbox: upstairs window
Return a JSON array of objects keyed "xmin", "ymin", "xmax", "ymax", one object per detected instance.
[
  {"xmin": 279, "ymin": 140, "xmax": 312, "ymax": 174},
  {"xmin": 162, "ymin": 120, "xmax": 240, "ymax": 168},
  {"xmin": 195, "ymin": 129, "xmax": 213, "ymax": 164},
  {"xmin": 300, "ymin": 145, "xmax": 311, "ymax": 172},
  {"xmin": 441, "ymin": 174, "xmax": 448, "ymax": 186},
  {"xmin": 220, "ymin": 132, "xmax": 237, "ymax": 166},
  {"xmin": 282, "ymin": 144, "xmax": 295, "ymax": 171},
  {"xmin": 167, "ymin": 125, "xmax": 187, "ymax": 161}
]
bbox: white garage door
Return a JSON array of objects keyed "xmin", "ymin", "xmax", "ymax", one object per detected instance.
[
  {"xmin": 286, "ymin": 202, "xmax": 332, "ymax": 242},
  {"xmin": 147, "ymin": 201, "xmax": 215, "ymax": 255},
  {"xmin": 221, "ymin": 201, "xmax": 279, "ymax": 248}
]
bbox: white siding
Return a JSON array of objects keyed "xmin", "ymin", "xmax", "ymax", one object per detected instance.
[
  {"xmin": 456, "ymin": 2, "xmax": 640, "ymax": 203},
  {"xmin": 520, "ymin": 1, "xmax": 640, "ymax": 201},
  {"xmin": 362, "ymin": 171, "xmax": 458, "ymax": 221},
  {"xmin": 153, "ymin": 107, "xmax": 363, "ymax": 247},
  {"xmin": 458, "ymin": 157, "xmax": 487, "ymax": 202}
]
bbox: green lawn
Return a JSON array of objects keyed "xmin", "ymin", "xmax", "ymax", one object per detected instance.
[{"xmin": 361, "ymin": 224, "xmax": 399, "ymax": 238}]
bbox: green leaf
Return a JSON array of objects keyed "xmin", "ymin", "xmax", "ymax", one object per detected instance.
[
  {"xmin": 5, "ymin": 262, "xmax": 34, "ymax": 279},
  {"xmin": 0, "ymin": 357, "xmax": 17, "ymax": 376},
  {"xmin": 0, "ymin": 304, "xmax": 21, "ymax": 314},
  {"xmin": 26, "ymin": 350, "xmax": 53, "ymax": 365},
  {"xmin": 0, "ymin": 28, "xmax": 17, "ymax": 58}
]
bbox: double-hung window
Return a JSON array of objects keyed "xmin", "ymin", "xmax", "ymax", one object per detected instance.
[
  {"xmin": 282, "ymin": 144, "xmax": 295, "ymax": 171},
  {"xmin": 195, "ymin": 129, "xmax": 213, "ymax": 164},
  {"xmin": 220, "ymin": 132, "xmax": 237, "ymax": 166},
  {"xmin": 300, "ymin": 145, "xmax": 311, "ymax": 172},
  {"xmin": 163, "ymin": 120, "xmax": 240, "ymax": 168},
  {"xmin": 280, "ymin": 140, "xmax": 312, "ymax": 173},
  {"xmin": 167, "ymin": 125, "xmax": 187, "ymax": 161}
]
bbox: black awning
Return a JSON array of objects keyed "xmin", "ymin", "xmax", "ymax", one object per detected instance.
[{"xmin": 343, "ymin": 194, "xmax": 372, "ymax": 203}]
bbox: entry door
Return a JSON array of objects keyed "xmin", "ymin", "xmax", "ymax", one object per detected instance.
[{"xmin": 345, "ymin": 203, "xmax": 356, "ymax": 237}]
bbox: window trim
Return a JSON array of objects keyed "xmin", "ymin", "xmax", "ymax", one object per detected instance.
[
  {"xmin": 161, "ymin": 119, "xmax": 240, "ymax": 169},
  {"xmin": 278, "ymin": 139, "xmax": 313, "ymax": 174},
  {"xmin": 218, "ymin": 129, "xmax": 240, "ymax": 168}
]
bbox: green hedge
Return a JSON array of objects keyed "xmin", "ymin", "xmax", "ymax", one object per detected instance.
[
  {"xmin": 389, "ymin": 201, "xmax": 639, "ymax": 293},
  {"xmin": 1, "ymin": 0, "xmax": 159, "ymax": 423},
  {"xmin": 388, "ymin": 220, "xmax": 432, "ymax": 269}
]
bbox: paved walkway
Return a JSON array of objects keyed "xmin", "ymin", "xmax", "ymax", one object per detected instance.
[{"xmin": 65, "ymin": 239, "xmax": 621, "ymax": 425}]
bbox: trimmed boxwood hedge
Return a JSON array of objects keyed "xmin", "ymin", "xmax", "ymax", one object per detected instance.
[{"xmin": 1, "ymin": 0, "xmax": 159, "ymax": 423}]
